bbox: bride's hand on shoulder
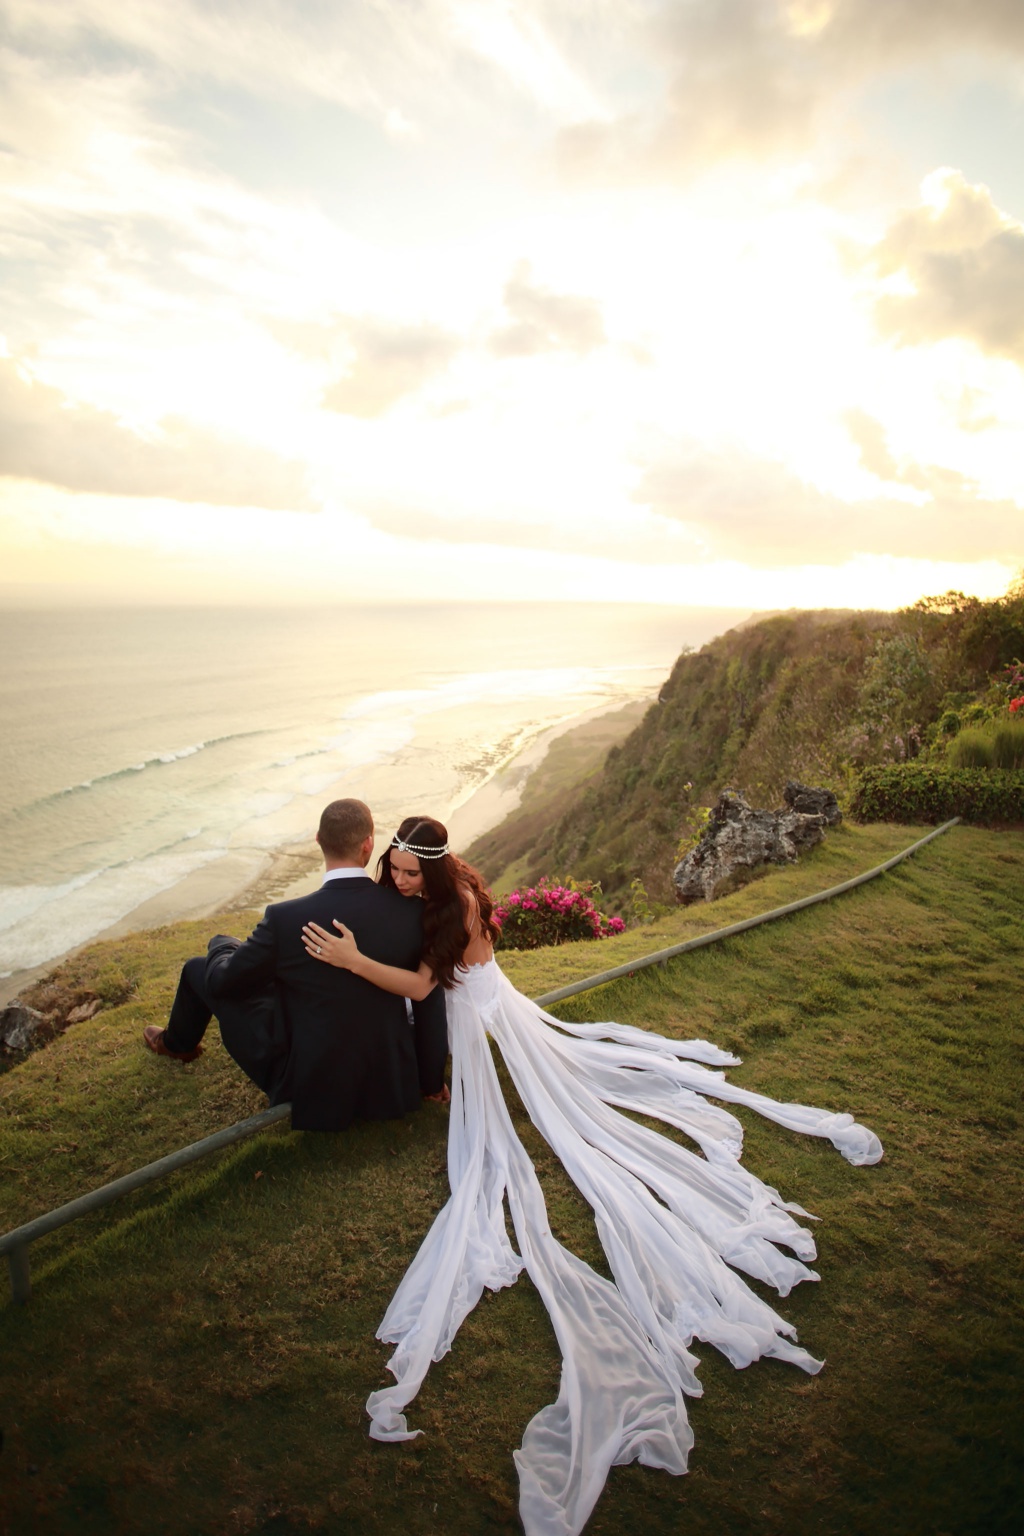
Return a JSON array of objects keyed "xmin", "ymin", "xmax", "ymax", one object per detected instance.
[{"xmin": 302, "ymin": 919, "xmax": 360, "ymax": 969}]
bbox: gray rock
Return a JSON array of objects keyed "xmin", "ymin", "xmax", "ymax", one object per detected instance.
[
  {"xmin": 673, "ymin": 788, "xmax": 828, "ymax": 905},
  {"xmin": 0, "ymin": 1003, "xmax": 51, "ymax": 1053},
  {"xmin": 783, "ymin": 780, "xmax": 842, "ymax": 826}
]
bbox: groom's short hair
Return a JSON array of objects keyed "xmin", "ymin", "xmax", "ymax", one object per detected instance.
[{"xmin": 318, "ymin": 798, "xmax": 373, "ymax": 859}]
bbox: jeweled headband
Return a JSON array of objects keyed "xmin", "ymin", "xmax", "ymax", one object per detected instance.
[{"xmin": 390, "ymin": 835, "xmax": 450, "ymax": 859}]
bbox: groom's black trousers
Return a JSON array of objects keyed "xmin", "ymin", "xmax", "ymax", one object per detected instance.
[{"xmin": 165, "ymin": 954, "xmax": 283, "ymax": 1098}]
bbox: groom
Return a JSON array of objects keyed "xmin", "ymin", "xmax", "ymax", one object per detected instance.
[{"xmin": 143, "ymin": 798, "xmax": 449, "ymax": 1131}]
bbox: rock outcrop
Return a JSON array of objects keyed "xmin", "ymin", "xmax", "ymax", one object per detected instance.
[
  {"xmin": 0, "ymin": 1003, "xmax": 52, "ymax": 1054},
  {"xmin": 783, "ymin": 779, "xmax": 842, "ymax": 826},
  {"xmin": 0, "ymin": 988, "xmax": 107, "ymax": 1059},
  {"xmin": 673, "ymin": 787, "xmax": 831, "ymax": 905}
]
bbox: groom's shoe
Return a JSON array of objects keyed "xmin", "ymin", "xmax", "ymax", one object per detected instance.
[{"xmin": 143, "ymin": 1025, "xmax": 204, "ymax": 1063}]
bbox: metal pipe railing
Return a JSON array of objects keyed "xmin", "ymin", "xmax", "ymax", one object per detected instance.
[
  {"xmin": 533, "ymin": 818, "xmax": 960, "ymax": 1007},
  {"xmin": 1, "ymin": 1103, "xmax": 292, "ymax": 1303},
  {"xmin": 2, "ymin": 817, "xmax": 959, "ymax": 1304}
]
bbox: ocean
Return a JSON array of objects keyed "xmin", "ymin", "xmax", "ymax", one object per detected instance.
[{"xmin": 0, "ymin": 602, "xmax": 745, "ymax": 993}]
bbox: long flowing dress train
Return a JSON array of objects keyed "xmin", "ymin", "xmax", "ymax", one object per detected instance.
[{"xmin": 367, "ymin": 960, "xmax": 882, "ymax": 1536}]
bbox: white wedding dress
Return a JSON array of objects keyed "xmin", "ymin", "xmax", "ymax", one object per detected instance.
[{"xmin": 367, "ymin": 959, "xmax": 882, "ymax": 1536}]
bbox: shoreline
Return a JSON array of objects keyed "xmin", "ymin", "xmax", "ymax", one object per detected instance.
[{"xmin": 0, "ymin": 693, "xmax": 651, "ymax": 1007}]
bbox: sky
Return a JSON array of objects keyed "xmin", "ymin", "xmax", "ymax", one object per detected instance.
[{"xmin": 1, "ymin": 0, "xmax": 1022, "ymax": 610}]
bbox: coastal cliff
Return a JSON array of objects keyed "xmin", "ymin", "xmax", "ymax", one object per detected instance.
[{"xmin": 466, "ymin": 583, "xmax": 1024, "ymax": 905}]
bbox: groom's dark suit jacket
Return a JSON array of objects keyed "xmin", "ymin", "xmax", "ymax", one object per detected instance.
[{"xmin": 205, "ymin": 876, "xmax": 448, "ymax": 1132}]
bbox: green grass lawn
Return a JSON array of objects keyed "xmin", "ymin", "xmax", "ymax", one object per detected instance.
[{"xmin": 1, "ymin": 823, "xmax": 1022, "ymax": 1535}]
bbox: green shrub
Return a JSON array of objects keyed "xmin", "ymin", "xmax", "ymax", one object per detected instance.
[
  {"xmin": 676, "ymin": 807, "xmax": 711, "ymax": 859},
  {"xmin": 627, "ymin": 878, "xmax": 672, "ymax": 926},
  {"xmin": 948, "ymin": 728, "xmax": 995, "ymax": 768},
  {"xmin": 629, "ymin": 878, "xmax": 655, "ymax": 925},
  {"xmin": 851, "ymin": 764, "xmax": 1024, "ymax": 824}
]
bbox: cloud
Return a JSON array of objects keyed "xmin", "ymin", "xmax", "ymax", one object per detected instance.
[
  {"xmin": 355, "ymin": 481, "xmax": 706, "ymax": 564},
  {"xmin": 362, "ymin": 503, "xmax": 595, "ymax": 553},
  {"xmin": 636, "ymin": 436, "xmax": 1022, "ymax": 565},
  {"xmin": 955, "ymin": 386, "xmax": 1001, "ymax": 434},
  {"xmin": 320, "ymin": 318, "xmax": 460, "ymax": 417},
  {"xmin": 0, "ymin": 39, "xmax": 377, "ymax": 346},
  {"xmin": 863, "ymin": 170, "xmax": 1024, "ymax": 364},
  {"xmin": 843, "ymin": 408, "xmax": 902, "ymax": 481},
  {"xmin": 842, "ymin": 407, "xmax": 1022, "ymax": 531},
  {"xmin": 310, "ymin": 266, "xmax": 607, "ymax": 410},
  {"xmin": 2, "ymin": 0, "xmax": 431, "ymax": 132},
  {"xmin": 556, "ymin": 0, "xmax": 1024, "ymax": 181},
  {"xmin": 1, "ymin": 0, "xmax": 604, "ymax": 149},
  {"xmin": 0, "ymin": 359, "xmax": 312, "ymax": 507},
  {"xmin": 489, "ymin": 262, "xmax": 606, "ymax": 357},
  {"xmin": 638, "ymin": 445, "xmax": 849, "ymax": 561},
  {"xmin": 448, "ymin": 0, "xmax": 606, "ymax": 122}
]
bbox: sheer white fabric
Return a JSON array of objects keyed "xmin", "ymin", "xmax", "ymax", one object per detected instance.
[{"xmin": 367, "ymin": 960, "xmax": 882, "ymax": 1536}]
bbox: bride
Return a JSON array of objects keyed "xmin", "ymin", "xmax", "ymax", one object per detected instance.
[{"xmin": 302, "ymin": 815, "xmax": 882, "ymax": 1536}]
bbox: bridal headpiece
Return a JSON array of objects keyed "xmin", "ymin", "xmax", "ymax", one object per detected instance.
[{"xmin": 391, "ymin": 834, "xmax": 450, "ymax": 860}]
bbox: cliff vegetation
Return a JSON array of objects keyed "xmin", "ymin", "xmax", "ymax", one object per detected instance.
[{"xmin": 466, "ymin": 578, "xmax": 1024, "ymax": 906}]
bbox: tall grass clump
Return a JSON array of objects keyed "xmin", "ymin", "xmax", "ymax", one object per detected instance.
[
  {"xmin": 949, "ymin": 720, "xmax": 1024, "ymax": 770},
  {"xmin": 992, "ymin": 721, "xmax": 1024, "ymax": 769},
  {"xmin": 948, "ymin": 727, "xmax": 995, "ymax": 768}
]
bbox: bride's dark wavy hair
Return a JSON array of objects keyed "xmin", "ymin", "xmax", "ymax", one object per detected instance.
[{"xmin": 376, "ymin": 815, "xmax": 500, "ymax": 990}]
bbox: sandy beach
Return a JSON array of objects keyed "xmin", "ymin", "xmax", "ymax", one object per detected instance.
[
  {"xmin": 216, "ymin": 693, "xmax": 651, "ymax": 910},
  {"xmin": 0, "ymin": 692, "xmax": 650, "ymax": 1007}
]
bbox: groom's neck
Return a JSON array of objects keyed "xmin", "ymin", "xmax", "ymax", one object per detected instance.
[{"xmin": 317, "ymin": 829, "xmax": 373, "ymax": 874}]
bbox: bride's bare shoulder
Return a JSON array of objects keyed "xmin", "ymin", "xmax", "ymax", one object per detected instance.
[{"xmin": 457, "ymin": 878, "xmax": 480, "ymax": 933}]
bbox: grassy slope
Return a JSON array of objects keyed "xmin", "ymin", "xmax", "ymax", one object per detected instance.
[{"xmin": 1, "ymin": 824, "xmax": 1022, "ymax": 1535}]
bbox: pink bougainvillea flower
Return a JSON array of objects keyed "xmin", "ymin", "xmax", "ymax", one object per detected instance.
[{"xmin": 494, "ymin": 873, "xmax": 624, "ymax": 950}]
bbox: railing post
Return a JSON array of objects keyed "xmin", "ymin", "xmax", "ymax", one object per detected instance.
[{"xmin": 9, "ymin": 1243, "xmax": 30, "ymax": 1305}]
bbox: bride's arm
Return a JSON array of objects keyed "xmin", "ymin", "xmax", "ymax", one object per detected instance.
[{"xmin": 301, "ymin": 919, "xmax": 437, "ymax": 1000}]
